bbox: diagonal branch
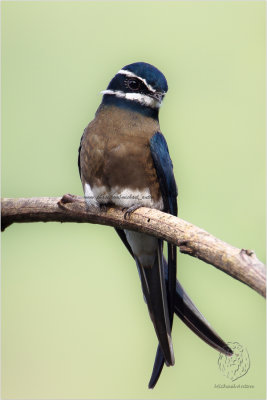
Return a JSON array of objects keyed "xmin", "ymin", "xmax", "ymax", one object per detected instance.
[{"xmin": 1, "ymin": 195, "xmax": 266, "ymax": 298}]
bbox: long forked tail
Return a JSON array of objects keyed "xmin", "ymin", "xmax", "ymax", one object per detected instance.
[
  {"xmin": 114, "ymin": 228, "xmax": 232, "ymax": 388},
  {"xmin": 148, "ymin": 259, "xmax": 233, "ymax": 388}
]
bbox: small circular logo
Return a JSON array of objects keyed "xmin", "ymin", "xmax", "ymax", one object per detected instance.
[{"xmin": 218, "ymin": 342, "xmax": 250, "ymax": 381}]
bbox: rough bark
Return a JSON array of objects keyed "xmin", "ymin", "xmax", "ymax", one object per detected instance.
[{"xmin": 1, "ymin": 195, "xmax": 266, "ymax": 298}]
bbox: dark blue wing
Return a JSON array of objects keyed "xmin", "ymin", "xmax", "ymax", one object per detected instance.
[
  {"xmin": 149, "ymin": 131, "xmax": 178, "ymax": 387},
  {"xmin": 150, "ymin": 132, "xmax": 178, "ymax": 216}
]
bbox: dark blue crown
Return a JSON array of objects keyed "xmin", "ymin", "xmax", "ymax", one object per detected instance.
[{"xmin": 122, "ymin": 62, "xmax": 168, "ymax": 93}]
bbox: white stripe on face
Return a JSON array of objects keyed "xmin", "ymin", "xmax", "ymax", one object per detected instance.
[
  {"xmin": 101, "ymin": 89, "xmax": 161, "ymax": 108},
  {"xmin": 117, "ymin": 69, "xmax": 157, "ymax": 93}
]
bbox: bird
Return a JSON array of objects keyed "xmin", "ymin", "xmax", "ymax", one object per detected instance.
[{"xmin": 78, "ymin": 62, "xmax": 233, "ymax": 388}]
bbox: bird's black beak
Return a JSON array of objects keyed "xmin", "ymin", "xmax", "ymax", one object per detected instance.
[{"xmin": 149, "ymin": 92, "xmax": 165, "ymax": 103}]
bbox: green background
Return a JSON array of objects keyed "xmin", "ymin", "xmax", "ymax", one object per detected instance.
[{"xmin": 1, "ymin": 1, "xmax": 265, "ymax": 399}]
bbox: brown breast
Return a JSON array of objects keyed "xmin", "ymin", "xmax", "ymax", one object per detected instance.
[{"xmin": 79, "ymin": 104, "xmax": 162, "ymax": 205}]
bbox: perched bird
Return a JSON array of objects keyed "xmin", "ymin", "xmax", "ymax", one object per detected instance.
[{"xmin": 78, "ymin": 62, "xmax": 232, "ymax": 388}]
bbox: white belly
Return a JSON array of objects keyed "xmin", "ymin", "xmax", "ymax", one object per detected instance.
[{"xmin": 84, "ymin": 182, "xmax": 163, "ymax": 210}]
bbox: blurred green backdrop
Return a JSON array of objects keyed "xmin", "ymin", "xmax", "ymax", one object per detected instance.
[{"xmin": 1, "ymin": 1, "xmax": 265, "ymax": 399}]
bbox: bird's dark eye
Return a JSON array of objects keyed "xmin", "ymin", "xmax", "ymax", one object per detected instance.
[{"xmin": 127, "ymin": 79, "xmax": 140, "ymax": 91}]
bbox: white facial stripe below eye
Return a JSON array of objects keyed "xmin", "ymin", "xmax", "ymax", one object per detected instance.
[
  {"xmin": 117, "ymin": 69, "xmax": 156, "ymax": 93},
  {"xmin": 101, "ymin": 89, "xmax": 161, "ymax": 108}
]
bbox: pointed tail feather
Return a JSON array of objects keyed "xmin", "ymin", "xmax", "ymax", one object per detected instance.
[
  {"xmin": 174, "ymin": 279, "xmax": 233, "ymax": 356},
  {"xmin": 137, "ymin": 240, "xmax": 175, "ymax": 367},
  {"xmin": 148, "ymin": 244, "xmax": 177, "ymax": 388}
]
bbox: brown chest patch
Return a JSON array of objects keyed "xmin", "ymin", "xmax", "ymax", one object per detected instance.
[{"xmin": 79, "ymin": 105, "xmax": 162, "ymax": 204}]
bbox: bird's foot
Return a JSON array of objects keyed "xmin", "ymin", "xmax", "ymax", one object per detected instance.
[{"xmin": 123, "ymin": 204, "xmax": 142, "ymax": 220}]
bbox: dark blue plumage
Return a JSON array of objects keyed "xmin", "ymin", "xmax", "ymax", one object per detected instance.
[
  {"xmin": 149, "ymin": 131, "xmax": 178, "ymax": 387},
  {"xmin": 150, "ymin": 132, "xmax": 178, "ymax": 216},
  {"xmin": 78, "ymin": 61, "xmax": 233, "ymax": 390}
]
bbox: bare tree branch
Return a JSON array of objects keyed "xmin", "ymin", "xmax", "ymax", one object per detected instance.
[{"xmin": 1, "ymin": 195, "xmax": 266, "ymax": 298}]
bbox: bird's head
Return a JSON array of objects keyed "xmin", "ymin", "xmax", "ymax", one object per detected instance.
[{"xmin": 101, "ymin": 62, "xmax": 168, "ymax": 118}]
